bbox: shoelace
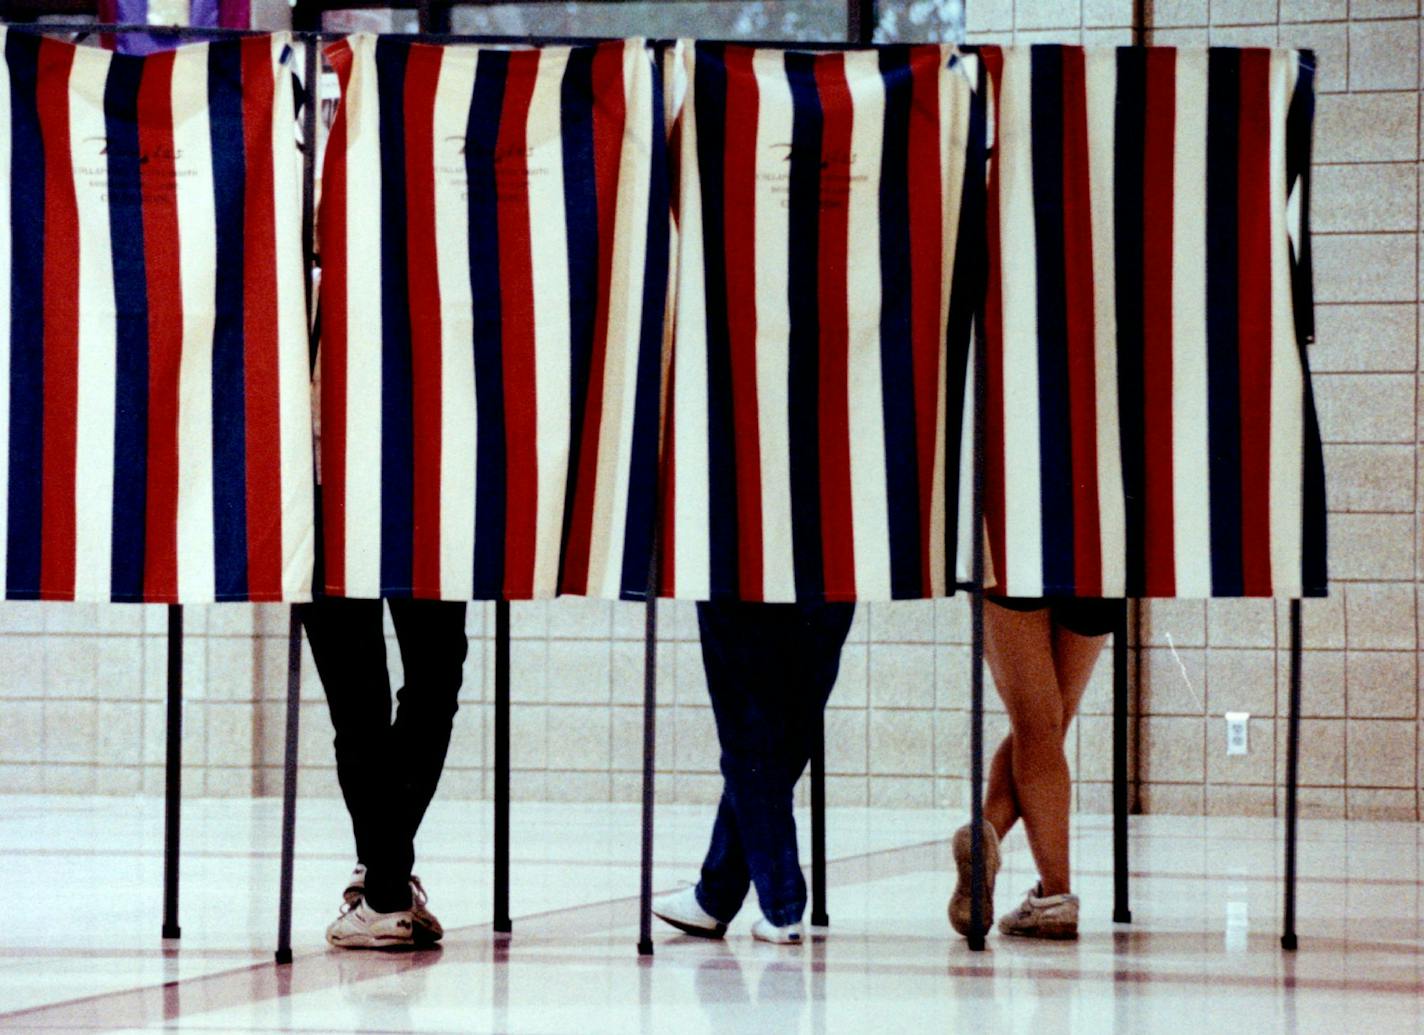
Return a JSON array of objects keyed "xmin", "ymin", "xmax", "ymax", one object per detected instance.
[{"xmin": 409, "ymin": 875, "xmax": 429, "ymax": 910}]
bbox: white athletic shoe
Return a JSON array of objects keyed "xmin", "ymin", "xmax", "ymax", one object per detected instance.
[
  {"xmin": 751, "ymin": 918, "xmax": 804, "ymax": 945},
  {"xmin": 948, "ymin": 822, "xmax": 1001, "ymax": 937},
  {"xmin": 326, "ymin": 900, "xmax": 416, "ymax": 950},
  {"xmin": 997, "ymin": 884, "xmax": 1080, "ymax": 940},
  {"xmin": 652, "ymin": 886, "xmax": 727, "ymax": 939},
  {"xmin": 343, "ymin": 865, "xmax": 442, "ymax": 944}
]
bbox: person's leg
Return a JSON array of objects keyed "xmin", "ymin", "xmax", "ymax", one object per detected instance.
[
  {"xmin": 696, "ymin": 792, "xmax": 751, "ymax": 923},
  {"xmin": 983, "ymin": 602, "xmax": 1110, "ymax": 841},
  {"xmin": 388, "ymin": 599, "xmax": 469, "ymax": 836},
  {"xmin": 983, "ymin": 603, "xmax": 1072, "ymax": 895},
  {"xmin": 297, "ymin": 597, "xmax": 394, "ymax": 883},
  {"xmin": 695, "ymin": 601, "xmax": 806, "ymax": 927}
]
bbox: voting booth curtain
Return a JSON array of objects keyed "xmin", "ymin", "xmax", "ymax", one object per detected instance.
[
  {"xmin": 316, "ymin": 36, "xmax": 668, "ymax": 603},
  {"xmin": 1, "ymin": 32, "xmax": 1325, "ymax": 606},
  {"xmin": 0, "ymin": 28, "xmax": 313, "ymax": 603},
  {"xmin": 980, "ymin": 45, "xmax": 1325, "ymax": 601},
  {"xmin": 658, "ymin": 42, "xmax": 985, "ymax": 604}
]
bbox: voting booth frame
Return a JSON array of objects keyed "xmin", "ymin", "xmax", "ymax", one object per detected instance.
[{"xmin": 0, "ymin": 0, "xmax": 1310, "ymax": 964}]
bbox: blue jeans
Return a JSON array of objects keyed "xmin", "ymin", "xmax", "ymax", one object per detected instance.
[{"xmin": 693, "ymin": 600, "xmax": 856, "ymax": 928}]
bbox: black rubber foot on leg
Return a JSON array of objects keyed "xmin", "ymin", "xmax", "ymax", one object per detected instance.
[
  {"xmin": 1281, "ymin": 933, "xmax": 1297, "ymax": 952},
  {"xmin": 811, "ymin": 912, "xmax": 829, "ymax": 927},
  {"xmin": 967, "ymin": 932, "xmax": 986, "ymax": 952},
  {"xmin": 494, "ymin": 920, "xmax": 512, "ymax": 935},
  {"xmin": 162, "ymin": 925, "xmax": 181, "ymax": 940},
  {"xmin": 275, "ymin": 948, "xmax": 293, "ymax": 965},
  {"xmin": 1113, "ymin": 909, "xmax": 1132, "ymax": 924},
  {"xmin": 638, "ymin": 940, "xmax": 654, "ymax": 956}
]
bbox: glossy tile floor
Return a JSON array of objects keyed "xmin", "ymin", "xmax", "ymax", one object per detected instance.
[{"xmin": 1, "ymin": 795, "xmax": 1421, "ymax": 1034}]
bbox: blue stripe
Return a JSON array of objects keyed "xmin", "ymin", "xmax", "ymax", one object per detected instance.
[
  {"xmin": 620, "ymin": 45, "xmax": 670, "ymax": 600},
  {"xmin": 1288, "ymin": 58, "xmax": 1326, "ymax": 596},
  {"xmin": 1030, "ymin": 46, "xmax": 1075, "ymax": 594},
  {"xmin": 376, "ymin": 38, "xmax": 414, "ymax": 597},
  {"xmin": 468, "ymin": 49, "xmax": 508, "ymax": 599},
  {"xmin": 6, "ymin": 31, "xmax": 45, "ymax": 600},
  {"xmin": 1206, "ymin": 49, "xmax": 1244, "ymax": 597},
  {"xmin": 785, "ymin": 51, "xmax": 825, "ymax": 603},
  {"xmin": 1112, "ymin": 48, "xmax": 1147, "ymax": 598},
  {"xmin": 557, "ymin": 45, "xmax": 598, "ymax": 593},
  {"xmin": 944, "ymin": 52, "xmax": 987, "ymax": 592},
  {"xmin": 876, "ymin": 47, "xmax": 922, "ymax": 600},
  {"xmin": 694, "ymin": 45, "xmax": 740, "ymax": 600},
  {"xmin": 105, "ymin": 51, "xmax": 151, "ymax": 602},
  {"xmin": 207, "ymin": 39, "xmax": 249, "ymax": 601}
]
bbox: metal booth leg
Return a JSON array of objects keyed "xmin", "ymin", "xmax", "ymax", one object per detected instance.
[
  {"xmin": 275, "ymin": 609, "xmax": 304, "ymax": 965},
  {"xmin": 637, "ymin": 591, "xmax": 659, "ymax": 957},
  {"xmin": 1281, "ymin": 599, "xmax": 1302, "ymax": 951},
  {"xmin": 494, "ymin": 601, "xmax": 512, "ymax": 935},
  {"xmin": 1113, "ymin": 601, "xmax": 1132, "ymax": 924},
  {"xmin": 162, "ymin": 605, "xmax": 183, "ymax": 940},
  {"xmin": 811, "ymin": 713, "xmax": 829, "ymax": 927}
]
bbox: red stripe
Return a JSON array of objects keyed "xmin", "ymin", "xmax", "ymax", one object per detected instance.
[
  {"xmin": 405, "ymin": 44, "xmax": 445, "ymax": 599},
  {"xmin": 1061, "ymin": 48, "xmax": 1102, "ymax": 598},
  {"xmin": 240, "ymin": 37, "xmax": 284, "ymax": 600},
  {"xmin": 319, "ymin": 41, "xmax": 353, "ymax": 597},
  {"xmin": 36, "ymin": 39, "xmax": 79, "ymax": 601},
  {"xmin": 723, "ymin": 46, "xmax": 764, "ymax": 600},
  {"xmin": 981, "ymin": 47, "xmax": 1007, "ymax": 595},
  {"xmin": 138, "ymin": 52, "xmax": 183, "ymax": 603},
  {"xmin": 562, "ymin": 42, "xmax": 627, "ymax": 595},
  {"xmin": 905, "ymin": 45, "xmax": 942, "ymax": 595},
  {"xmin": 1141, "ymin": 49, "xmax": 1176, "ymax": 598},
  {"xmin": 813, "ymin": 55, "xmax": 856, "ymax": 599},
  {"xmin": 497, "ymin": 51, "xmax": 541, "ymax": 599},
  {"xmin": 1237, "ymin": 50, "xmax": 1274, "ymax": 596}
]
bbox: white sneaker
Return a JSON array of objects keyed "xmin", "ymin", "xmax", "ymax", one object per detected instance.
[
  {"xmin": 948, "ymin": 822, "xmax": 1001, "ymax": 937},
  {"xmin": 751, "ymin": 918, "xmax": 804, "ymax": 945},
  {"xmin": 344, "ymin": 866, "xmax": 441, "ymax": 944},
  {"xmin": 652, "ymin": 886, "xmax": 727, "ymax": 939},
  {"xmin": 326, "ymin": 900, "xmax": 416, "ymax": 950},
  {"xmin": 997, "ymin": 884, "xmax": 1079, "ymax": 940}
]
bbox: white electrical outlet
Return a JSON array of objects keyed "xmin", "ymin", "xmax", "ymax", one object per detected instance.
[{"xmin": 1225, "ymin": 712, "xmax": 1250, "ymax": 756}]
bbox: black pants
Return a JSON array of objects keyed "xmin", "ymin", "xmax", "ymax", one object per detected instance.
[
  {"xmin": 694, "ymin": 600, "xmax": 855, "ymax": 926},
  {"xmin": 298, "ymin": 597, "xmax": 468, "ymax": 912}
]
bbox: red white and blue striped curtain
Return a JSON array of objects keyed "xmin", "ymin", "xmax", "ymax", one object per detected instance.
[
  {"xmin": 982, "ymin": 45, "xmax": 1324, "ymax": 599},
  {"xmin": 317, "ymin": 36, "xmax": 668, "ymax": 601},
  {"xmin": 0, "ymin": 29, "xmax": 313, "ymax": 603},
  {"xmin": 660, "ymin": 43, "xmax": 985, "ymax": 603}
]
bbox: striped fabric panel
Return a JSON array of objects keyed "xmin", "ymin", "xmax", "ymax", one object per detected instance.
[
  {"xmin": 0, "ymin": 28, "xmax": 312, "ymax": 603},
  {"xmin": 982, "ymin": 45, "xmax": 1325, "ymax": 599},
  {"xmin": 662, "ymin": 42, "xmax": 983, "ymax": 603},
  {"xmin": 317, "ymin": 36, "xmax": 666, "ymax": 601}
]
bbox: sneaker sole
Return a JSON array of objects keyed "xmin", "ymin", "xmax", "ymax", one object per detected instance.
[
  {"xmin": 652, "ymin": 910, "xmax": 727, "ymax": 939},
  {"xmin": 752, "ymin": 931, "xmax": 803, "ymax": 945},
  {"xmin": 327, "ymin": 934, "xmax": 417, "ymax": 951},
  {"xmin": 1000, "ymin": 923, "xmax": 1078, "ymax": 941},
  {"xmin": 948, "ymin": 825, "xmax": 1001, "ymax": 937}
]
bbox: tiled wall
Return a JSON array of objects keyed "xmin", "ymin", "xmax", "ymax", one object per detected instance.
[{"xmin": 0, "ymin": 0, "xmax": 1420, "ymax": 821}]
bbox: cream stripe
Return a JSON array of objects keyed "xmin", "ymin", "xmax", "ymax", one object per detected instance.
[
  {"xmin": 68, "ymin": 46, "xmax": 118, "ymax": 601},
  {"xmin": 270, "ymin": 35, "xmax": 314, "ymax": 602},
  {"xmin": 997, "ymin": 46, "xmax": 1042, "ymax": 597},
  {"xmin": 1269, "ymin": 50, "xmax": 1304, "ymax": 596},
  {"xmin": 1170, "ymin": 49, "xmax": 1212, "ymax": 598},
  {"xmin": 1085, "ymin": 47, "xmax": 1125, "ymax": 598},
  {"xmin": 937, "ymin": 48, "xmax": 973, "ymax": 595},
  {"xmin": 843, "ymin": 50, "xmax": 890, "ymax": 601},
  {"xmin": 525, "ymin": 47, "xmax": 573, "ymax": 598},
  {"xmin": 433, "ymin": 47, "xmax": 478, "ymax": 601},
  {"xmin": 671, "ymin": 43, "xmax": 711, "ymax": 599},
  {"xmin": 170, "ymin": 44, "xmax": 218, "ymax": 602},
  {"xmin": 752, "ymin": 47, "xmax": 795, "ymax": 603},
  {"xmin": 342, "ymin": 35, "xmax": 385, "ymax": 597},
  {"xmin": 0, "ymin": 28, "xmax": 10, "ymax": 590}
]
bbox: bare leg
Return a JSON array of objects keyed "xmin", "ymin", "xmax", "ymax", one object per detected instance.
[{"xmin": 984, "ymin": 618, "xmax": 1108, "ymax": 844}]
